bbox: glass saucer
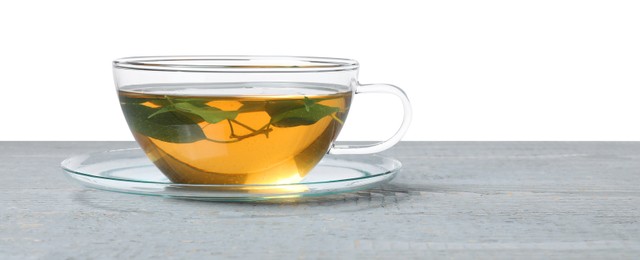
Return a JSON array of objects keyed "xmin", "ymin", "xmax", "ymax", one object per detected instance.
[{"xmin": 60, "ymin": 148, "xmax": 401, "ymax": 201}]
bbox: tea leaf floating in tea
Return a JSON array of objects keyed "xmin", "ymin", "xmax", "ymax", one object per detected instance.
[
  {"xmin": 268, "ymin": 97, "xmax": 342, "ymax": 128},
  {"xmin": 149, "ymin": 101, "xmax": 239, "ymax": 124},
  {"xmin": 121, "ymin": 103, "xmax": 207, "ymax": 143},
  {"xmin": 121, "ymin": 94, "xmax": 344, "ymax": 144}
]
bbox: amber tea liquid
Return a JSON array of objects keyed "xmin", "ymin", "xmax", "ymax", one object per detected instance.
[{"xmin": 119, "ymin": 83, "xmax": 351, "ymax": 184}]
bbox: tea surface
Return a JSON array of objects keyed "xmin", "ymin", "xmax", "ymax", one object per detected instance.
[{"xmin": 119, "ymin": 83, "xmax": 351, "ymax": 184}]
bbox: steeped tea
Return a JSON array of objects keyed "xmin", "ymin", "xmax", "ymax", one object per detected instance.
[{"xmin": 119, "ymin": 83, "xmax": 351, "ymax": 184}]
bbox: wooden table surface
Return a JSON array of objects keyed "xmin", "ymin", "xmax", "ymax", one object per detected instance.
[{"xmin": 1, "ymin": 142, "xmax": 639, "ymax": 259}]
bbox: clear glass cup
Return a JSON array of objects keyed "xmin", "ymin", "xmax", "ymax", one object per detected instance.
[{"xmin": 113, "ymin": 56, "xmax": 411, "ymax": 184}]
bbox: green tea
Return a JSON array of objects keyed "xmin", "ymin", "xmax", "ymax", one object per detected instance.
[{"xmin": 119, "ymin": 83, "xmax": 351, "ymax": 184}]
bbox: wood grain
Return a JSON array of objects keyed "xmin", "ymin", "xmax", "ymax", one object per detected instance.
[{"xmin": 0, "ymin": 142, "xmax": 639, "ymax": 259}]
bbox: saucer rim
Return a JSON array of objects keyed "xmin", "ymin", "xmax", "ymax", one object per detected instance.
[
  {"xmin": 60, "ymin": 148, "xmax": 402, "ymax": 200},
  {"xmin": 61, "ymin": 148, "xmax": 401, "ymax": 187}
]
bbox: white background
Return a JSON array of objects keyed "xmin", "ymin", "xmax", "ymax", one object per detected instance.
[{"xmin": 1, "ymin": 0, "xmax": 639, "ymax": 141}]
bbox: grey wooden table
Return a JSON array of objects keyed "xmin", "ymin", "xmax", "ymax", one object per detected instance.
[{"xmin": 1, "ymin": 142, "xmax": 639, "ymax": 259}]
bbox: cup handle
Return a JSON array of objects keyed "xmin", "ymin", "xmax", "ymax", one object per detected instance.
[{"xmin": 328, "ymin": 83, "xmax": 412, "ymax": 155}]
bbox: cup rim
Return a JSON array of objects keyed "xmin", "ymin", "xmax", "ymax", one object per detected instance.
[{"xmin": 113, "ymin": 55, "xmax": 359, "ymax": 73}]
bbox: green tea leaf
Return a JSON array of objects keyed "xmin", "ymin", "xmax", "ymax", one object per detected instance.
[
  {"xmin": 265, "ymin": 100, "xmax": 306, "ymax": 118},
  {"xmin": 121, "ymin": 103, "xmax": 206, "ymax": 143},
  {"xmin": 173, "ymin": 102, "xmax": 238, "ymax": 124},
  {"xmin": 303, "ymin": 96, "xmax": 315, "ymax": 112},
  {"xmin": 119, "ymin": 95, "xmax": 172, "ymax": 107},
  {"xmin": 268, "ymin": 101, "xmax": 340, "ymax": 128},
  {"xmin": 146, "ymin": 101, "xmax": 239, "ymax": 124},
  {"xmin": 147, "ymin": 105, "xmax": 175, "ymax": 119},
  {"xmin": 172, "ymin": 97, "xmax": 210, "ymax": 104},
  {"xmin": 238, "ymin": 101, "xmax": 266, "ymax": 113}
]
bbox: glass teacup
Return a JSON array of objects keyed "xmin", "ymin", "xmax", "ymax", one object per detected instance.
[{"xmin": 113, "ymin": 56, "xmax": 411, "ymax": 185}]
